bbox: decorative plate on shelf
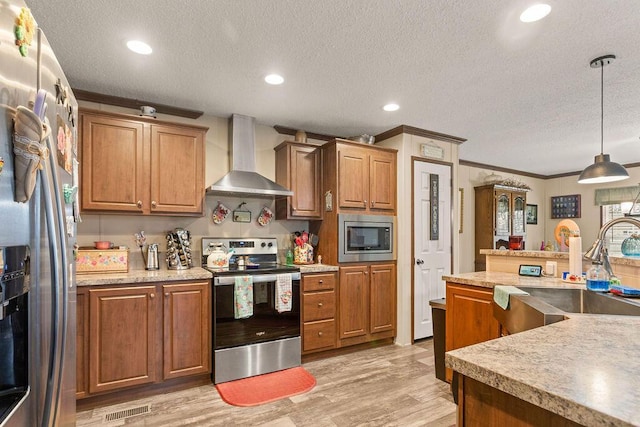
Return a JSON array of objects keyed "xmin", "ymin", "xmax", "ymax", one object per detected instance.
[{"xmin": 554, "ymin": 219, "xmax": 579, "ymax": 247}]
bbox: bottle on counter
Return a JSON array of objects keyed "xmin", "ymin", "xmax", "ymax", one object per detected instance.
[
  {"xmin": 586, "ymin": 262, "xmax": 609, "ymax": 292},
  {"xmin": 285, "ymin": 249, "xmax": 293, "ymax": 266}
]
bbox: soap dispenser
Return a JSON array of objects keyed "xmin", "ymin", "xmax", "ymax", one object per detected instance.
[{"xmin": 586, "ymin": 262, "xmax": 609, "ymax": 292}]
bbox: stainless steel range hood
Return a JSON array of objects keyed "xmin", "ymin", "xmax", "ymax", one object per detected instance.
[{"xmin": 208, "ymin": 114, "xmax": 293, "ymax": 198}]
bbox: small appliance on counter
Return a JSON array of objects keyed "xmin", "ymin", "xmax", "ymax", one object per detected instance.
[
  {"xmin": 166, "ymin": 228, "xmax": 193, "ymax": 269},
  {"xmin": 145, "ymin": 243, "xmax": 159, "ymax": 270}
]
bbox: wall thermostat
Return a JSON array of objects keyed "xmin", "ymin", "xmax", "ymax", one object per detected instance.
[{"xmin": 519, "ymin": 265, "xmax": 542, "ymax": 277}]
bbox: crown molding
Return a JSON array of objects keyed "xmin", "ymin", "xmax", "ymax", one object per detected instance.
[{"xmin": 72, "ymin": 88, "xmax": 204, "ymax": 119}]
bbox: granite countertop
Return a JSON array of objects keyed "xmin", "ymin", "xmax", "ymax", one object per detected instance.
[
  {"xmin": 76, "ymin": 266, "xmax": 213, "ymax": 286},
  {"xmin": 480, "ymin": 249, "xmax": 640, "ymax": 267},
  {"xmin": 76, "ymin": 263, "xmax": 339, "ymax": 286},
  {"xmin": 442, "ymin": 271, "xmax": 585, "ymax": 289},
  {"xmin": 298, "ymin": 263, "xmax": 339, "ymax": 273},
  {"xmin": 446, "ymin": 314, "xmax": 640, "ymax": 426}
]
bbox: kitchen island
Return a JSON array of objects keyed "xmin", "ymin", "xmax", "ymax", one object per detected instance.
[{"xmin": 444, "ymin": 271, "xmax": 640, "ymax": 426}]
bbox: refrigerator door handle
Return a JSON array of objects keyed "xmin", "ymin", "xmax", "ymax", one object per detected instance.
[{"xmin": 41, "ymin": 113, "xmax": 71, "ymax": 427}]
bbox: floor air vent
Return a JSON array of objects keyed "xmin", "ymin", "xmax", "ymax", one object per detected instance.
[{"xmin": 104, "ymin": 404, "xmax": 150, "ymax": 422}]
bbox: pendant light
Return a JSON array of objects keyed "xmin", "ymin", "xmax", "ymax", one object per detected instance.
[{"xmin": 578, "ymin": 54, "xmax": 629, "ymax": 184}]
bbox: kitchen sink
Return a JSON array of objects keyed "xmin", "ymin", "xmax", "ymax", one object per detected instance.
[{"xmin": 493, "ymin": 287, "xmax": 640, "ymax": 334}]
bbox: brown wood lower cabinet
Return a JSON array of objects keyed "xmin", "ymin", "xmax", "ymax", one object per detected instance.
[
  {"xmin": 301, "ymin": 272, "xmax": 337, "ymax": 354},
  {"xmin": 338, "ymin": 263, "xmax": 396, "ymax": 347},
  {"xmin": 162, "ymin": 282, "xmax": 210, "ymax": 379},
  {"xmin": 457, "ymin": 376, "xmax": 582, "ymax": 426},
  {"xmin": 445, "ymin": 282, "xmax": 500, "ymax": 382},
  {"xmin": 77, "ymin": 280, "xmax": 210, "ymax": 400}
]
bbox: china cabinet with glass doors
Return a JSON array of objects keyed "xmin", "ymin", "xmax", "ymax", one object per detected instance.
[{"xmin": 474, "ymin": 184, "xmax": 528, "ymax": 271}]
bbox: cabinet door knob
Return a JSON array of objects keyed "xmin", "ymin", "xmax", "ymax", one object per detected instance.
[
  {"xmin": 150, "ymin": 293, "xmax": 155, "ymax": 299},
  {"xmin": 318, "ymin": 331, "xmax": 323, "ymax": 336},
  {"xmin": 317, "ymin": 302, "xmax": 323, "ymax": 307},
  {"xmin": 371, "ymin": 200, "xmax": 375, "ymax": 207},
  {"xmin": 151, "ymin": 200, "xmax": 157, "ymax": 209},
  {"xmin": 364, "ymin": 199, "xmax": 367, "ymax": 206},
  {"xmin": 165, "ymin": 292, "xmax": 169, "ymax": 297},
  {"xmin": 136, "ymin": 200, "xmax": 143, "ymax": 209}
]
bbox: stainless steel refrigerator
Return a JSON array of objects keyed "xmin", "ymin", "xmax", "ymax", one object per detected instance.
[{"xmin": 0, "ymin": 1, "xmax": 78, "ymax": 425}]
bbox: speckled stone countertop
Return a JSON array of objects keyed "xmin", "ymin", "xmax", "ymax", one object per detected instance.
[
  {"xmin": 76, "ymin": 266, "xmax": 212, "ymax": 286},
  {"xmin": 442, "ymin": 271, "xmax": 585, "ymax": 289},
  {"xmin": 446, "ymin": 314, "xmax": 640, "ymax": 426},
  {"xmin": 298, "ymin": 264, "xmax": 339, "ymax": 273},
  {"xmin": 480, "ymin": 249, "xmax": 640, "ymax": 267}
]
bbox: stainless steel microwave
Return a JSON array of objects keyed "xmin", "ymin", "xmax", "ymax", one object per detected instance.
[{"xmin": 338, "ymin": 214, "xmax": 396, "ymax": 263}]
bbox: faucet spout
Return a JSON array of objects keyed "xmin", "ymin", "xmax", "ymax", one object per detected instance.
[{"xmin": 584, "ymin": 217, "xmax": 640, "ymax": 277}]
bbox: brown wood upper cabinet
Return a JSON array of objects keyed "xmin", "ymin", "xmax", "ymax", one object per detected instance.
[
  {"xmin": 274, "ymin": 141, "xmax": 322, "ymax": 219},
  {"xmin": 323, "ymin": 139, "xmax": 397, "ymax": 214},
  {"xmin": 80, "ymin": 110, "xmax": 207, "ymax": 215}
]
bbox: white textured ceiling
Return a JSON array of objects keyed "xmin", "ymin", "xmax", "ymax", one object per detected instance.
[{"xmin": 27, "ymin": 0, "xmax": 640, "ymax": 176}]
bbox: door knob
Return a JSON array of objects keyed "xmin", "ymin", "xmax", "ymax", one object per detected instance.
[{"xmin": 416, "ymin": 259, "xmax": 425, "ymax": 265}]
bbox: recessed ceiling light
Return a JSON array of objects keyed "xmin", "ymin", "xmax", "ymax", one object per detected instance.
[
  {"xmin": 264, "ymin": 74, "xmax": 284, "ymax": 85},
  {"xmin": 126, "ymin": 40, "xmax": 152, "ymax": 55},
  {"xmin": 520, "ymin": 4, "xmax": 551, "ymax": 22},
  {"xmin": 383, "ymin": 103, "xmax": 399, "ymax": 112}
]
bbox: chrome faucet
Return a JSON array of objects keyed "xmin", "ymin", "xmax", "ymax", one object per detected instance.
[{"xmin": 584, "ymin": 217, "xmax": 640, "ymax": 277}]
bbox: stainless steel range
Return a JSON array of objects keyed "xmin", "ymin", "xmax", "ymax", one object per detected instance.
[{"xmin": 201, "ymin": 237, "xmax": 301, "ymax": 384}]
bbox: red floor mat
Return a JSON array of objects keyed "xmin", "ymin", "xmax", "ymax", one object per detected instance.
[{"xmin": 215, "ymin": 367, "xmax": 316, "ymax": 407}]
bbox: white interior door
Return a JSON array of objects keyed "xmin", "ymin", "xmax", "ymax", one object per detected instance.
[{"xmin": 413, "ymin": 161, "xmax": 452, "ymax": 339}]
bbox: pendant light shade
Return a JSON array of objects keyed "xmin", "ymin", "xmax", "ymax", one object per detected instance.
[{"xmin": 578, "ymin": 54, "xmax": 629, "ymax": 184}]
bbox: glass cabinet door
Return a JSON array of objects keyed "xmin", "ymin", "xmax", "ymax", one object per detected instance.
[
  {"xmin": 512, "ymin": 195, "xmax": 525, "ymax": 234},
  {"xmin": 495, "ymin": 193, "xmax": 510, "ymax": 235}
]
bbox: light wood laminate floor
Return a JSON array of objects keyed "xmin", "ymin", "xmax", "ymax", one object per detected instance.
[{"xmin": 77, "ymin": 339, "xmax": 456, "ymax": 426}]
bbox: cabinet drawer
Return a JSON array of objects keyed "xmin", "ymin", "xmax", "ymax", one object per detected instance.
[
  {"xmin": 303, "ymin": 319, "xmax": 336, "ymax": 352},
  {"xmin": 302, "ymin": 273, "xmax": 336, "ymax": 292},
  {"xmin": 303, "ymin": 291, "xmax": 335, "ymax": 321}
]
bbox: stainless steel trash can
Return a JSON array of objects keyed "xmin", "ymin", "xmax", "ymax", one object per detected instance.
[{"xmin": 429, "ymin": 298, "xmax": 446, "ymax": 382}]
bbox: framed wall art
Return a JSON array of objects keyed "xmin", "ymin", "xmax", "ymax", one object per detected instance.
[
  {"xmin": 526, "ymin": 204, "xmax": 538, "ymax": 225},
  {"xmin": 551, "ymin": 195, "xmax": 581, "ymax": 219}
]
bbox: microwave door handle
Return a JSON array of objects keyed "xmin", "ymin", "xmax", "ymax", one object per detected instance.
[{"xmin": 214, "ymin": 272, "xmax": 301, "ymax": 286}]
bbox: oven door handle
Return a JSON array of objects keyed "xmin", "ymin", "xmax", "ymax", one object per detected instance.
[{"xmin": 214, "ymin": 272, "xmax": 301, "ymax": 286}]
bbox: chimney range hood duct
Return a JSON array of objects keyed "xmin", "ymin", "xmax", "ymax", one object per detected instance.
[{"xmin": 208, "ymin": 114, "xmax": 293, "ymax": 198}]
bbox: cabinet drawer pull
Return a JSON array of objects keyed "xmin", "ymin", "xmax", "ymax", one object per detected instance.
[
  {"xmin": 318, "ymin": 331, "xmax": 323, "ymax": 336},
  {"xmin": 136, "ymin": 200, "xmax": 143, "ymax": 209},
  {"xmin": 151, "ymin": 200, "xmax": 157, "ymax": 209},
  {"xmin": 317, "ymin": 302, "xmax": 323, "ymax": 307},
  {"xmin": 318, "ymin": 280, "xmax": 323, "ymax": 284}
]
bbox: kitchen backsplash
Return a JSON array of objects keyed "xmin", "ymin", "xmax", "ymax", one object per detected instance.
[{"xmin": 77, "ymin": 197, "xmax": 308, "ymax": 269}]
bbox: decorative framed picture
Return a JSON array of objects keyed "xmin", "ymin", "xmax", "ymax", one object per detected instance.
[
  {"xmin": 551, "ymin": 195, "xmax": 581, "ymax": 219},
  {"xmin": 526, "ymin": 204, "xmax": 538, "ymax": 225}
]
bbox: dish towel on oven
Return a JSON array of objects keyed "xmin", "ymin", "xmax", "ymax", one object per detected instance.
[
  {"xmin": 275, "ymin": 274, "xmax": 292, "ymax": 313},
  {"xmin": 234, "ymin": 275, "xmax": 253, "ymax": 319}
]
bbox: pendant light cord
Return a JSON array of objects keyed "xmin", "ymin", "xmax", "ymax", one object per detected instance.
[{"xmin": 600, "ymin": 58, "xmax": 604, "ymax": 155}]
